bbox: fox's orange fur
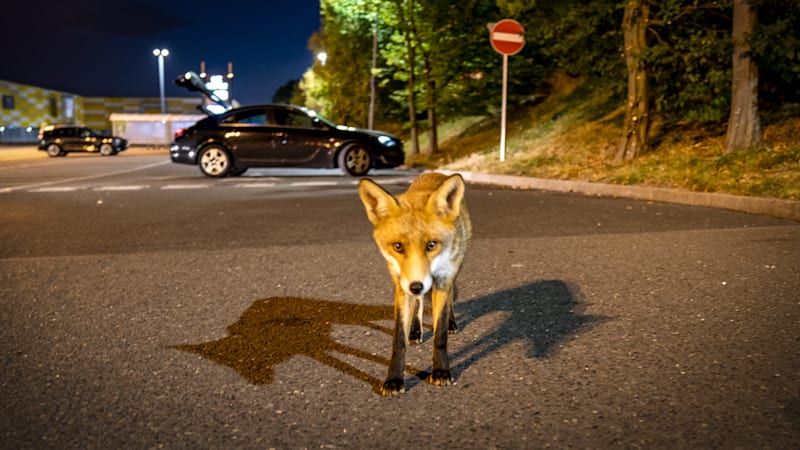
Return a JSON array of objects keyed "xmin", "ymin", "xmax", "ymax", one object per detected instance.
[{"xmin": 359, "ymin": 172, "xmax": 471, "ymax": 395}]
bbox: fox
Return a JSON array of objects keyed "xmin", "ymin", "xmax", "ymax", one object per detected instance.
[{"xmin": 358, "ymin": 172, "xmax": 471, "ymax": 395}]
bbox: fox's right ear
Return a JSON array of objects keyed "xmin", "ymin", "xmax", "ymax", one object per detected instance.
[{"xmin": 358, "ymin": 179, "xmax": 399, "ymax": 225}]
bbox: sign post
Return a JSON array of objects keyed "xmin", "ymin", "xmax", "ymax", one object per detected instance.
[{"xmin": 489, "ymin": 19, "xmax": 525, "ymax": 162}]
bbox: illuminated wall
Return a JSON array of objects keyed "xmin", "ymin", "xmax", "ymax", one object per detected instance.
[{"xmin": 0, "ymin": 79, "xmax": 201, "ymax": 142}]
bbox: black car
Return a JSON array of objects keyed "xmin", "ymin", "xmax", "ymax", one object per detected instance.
[
  {"xmin": 38, "ymin": 125, "xmax": 128, "ymax": 157},
  {"xmin": 169, "ymin": 104, "xmax": 404, "ymax": 177}
]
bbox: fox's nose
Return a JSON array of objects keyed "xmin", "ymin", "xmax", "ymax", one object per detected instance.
[{"xmin": 409, "ymin": 282, "xmax": 424, "ymax": 295}]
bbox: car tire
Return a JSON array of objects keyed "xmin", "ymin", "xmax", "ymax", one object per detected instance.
[
  {"xmin": 229, "ymin": 167, "xmax": 248, "ymax": 177},
  {"xmin": 99, "ymin": 143, "xmax": 115, "ymax": 156},
  {"xmin": 46, "ymin": 144, "xmax": 63, "ymax": 157},
  {"xmin": 338, "ymin": 144, "xmax": 371, "ymax": 176},
  {"xmin": 198, "ymin": 145, "xmax": 232, "ymax": 177}
]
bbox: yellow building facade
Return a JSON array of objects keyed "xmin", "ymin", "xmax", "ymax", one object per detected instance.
[{"xmin": 0, "ymin": 79, "xmax": 201, "ymax": 143}]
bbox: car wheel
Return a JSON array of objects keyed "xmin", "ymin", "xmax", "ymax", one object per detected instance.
[
  {"xmin": 46, "ymin": 144, "xmax": 63, "ymax": 157},
  {"xmin": 338, "ymin": 144, "xmax": 371, "ymax": 176},
  {"xmin": 99, "ymin": 143, "xmax": 115, "ymax": 156},
  {"xmin": 198, "ymin": 145, "xmax": 232, "ymax": 177}
]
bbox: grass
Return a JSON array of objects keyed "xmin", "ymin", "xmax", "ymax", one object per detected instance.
[{"xmin": 408, "ymin": 74, "xmax": 800, "ymax": 200}]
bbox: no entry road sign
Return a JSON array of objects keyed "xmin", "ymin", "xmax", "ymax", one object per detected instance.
[{"xmin": 490, "ymin": 19, "xmax": 525, "ymax": 56}]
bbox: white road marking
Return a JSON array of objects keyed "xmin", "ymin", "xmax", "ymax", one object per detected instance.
[
  {"xmin": 28, "ymin": 187, "xmax": 80, "ymax": 193},
  {"xmin": 235, "ymin": 182, "xmax": 277, "ymax": 188},
  {"xmin": 161, "ymin": 184, "xmax": 210, "ymax": 190},
  {"xmin": 93, "ymin": 185, "xmax": 150, "ymax": 191},
  {"xmin": 0, "ymin": 160, "xmax": 171, "ymax": 193},
  {"xmin": 289, "ymin": 181, "xmax": 339, "ymax": 187}
]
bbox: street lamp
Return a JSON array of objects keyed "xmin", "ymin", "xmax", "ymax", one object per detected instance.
[
  {"xmin": 316, "ymin": 51, "xmax": 327, "ymax": 66},
  {"xmin": 152, "ymin": 48, "xmax": 170, "ymax": 113}
]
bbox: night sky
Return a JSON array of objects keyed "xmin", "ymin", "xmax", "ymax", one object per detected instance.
[{"xmin": 1, "ymin": 0, "xmax": 321, "ymax": 105}]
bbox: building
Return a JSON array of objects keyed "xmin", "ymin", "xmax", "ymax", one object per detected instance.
[{"xmin": 0, "ymin": 79, "xmax": 202, "ymax": 144}]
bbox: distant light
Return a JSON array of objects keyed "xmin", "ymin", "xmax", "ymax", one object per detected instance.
[
  {"xmin": 206, "ymin": 104, "xmax": 227, "ymax": 115},
  {"xmin": 317, "ymin": 52, "xmax": 328, "ymax": 66},
  {"xmin": 152, "ymin": 48, "xmax": 169, "ymax": 57}
]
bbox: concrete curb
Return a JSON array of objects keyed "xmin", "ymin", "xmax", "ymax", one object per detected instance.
[{"xmin": 436, "ymin": 170, "xmax": 800, "ymax": 223}]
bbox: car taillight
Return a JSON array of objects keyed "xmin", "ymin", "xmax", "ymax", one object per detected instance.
[{"xmin": 174, "ymin": 128, "xmax": 186, "ymax": 139}]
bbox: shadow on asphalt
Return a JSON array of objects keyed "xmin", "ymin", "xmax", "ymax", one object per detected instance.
[{"xmin": 174, "ymin": 281, "xmax": 605, "ymax": 395}]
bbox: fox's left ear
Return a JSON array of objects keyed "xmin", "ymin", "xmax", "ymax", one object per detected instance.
[
  {"xmin": 428, "ymin": 174, "xmax": 465, "ymax": 220},
  {"xmin": 359, "ymin": 178, "xmax": 399, "ymax": 225}
]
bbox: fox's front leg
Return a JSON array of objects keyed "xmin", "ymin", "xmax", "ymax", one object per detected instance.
[
  {"xmin": 429, "ymin": 282, "xmax": 454, "ymax": 386},
  {"xmin": 382, "ymin": 284, "xmax": 411, "ymax": 396}
]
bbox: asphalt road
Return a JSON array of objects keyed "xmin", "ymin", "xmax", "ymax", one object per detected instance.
[{"xmin": 1, "ymin": 147, "xmax": 799, "ymax": 448}]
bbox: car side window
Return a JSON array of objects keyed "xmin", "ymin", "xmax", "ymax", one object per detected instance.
[
  {"xmin": 79, "ymin": 129, "xmax": 92, "ymax": 138},
  {"xmin": 274, "ymin": 110, "xmax": 313, "ymax": 128},
  {"xmin": 222, "ymin": 110, "xmax": 268, "ymax": 126}
]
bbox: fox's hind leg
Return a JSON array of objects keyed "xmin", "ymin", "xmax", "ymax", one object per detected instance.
[
  {"xmin": 408, "ymin": 294, "xmax": 424, "ymax": 344},
  {"xmin": 448, "ymin": 285, "xmax": 458, "ymax": 335}
]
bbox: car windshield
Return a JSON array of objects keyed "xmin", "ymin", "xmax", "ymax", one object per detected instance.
[{"xmin": 299, "ymin": 107, "xmax": 338, "ymax": 128}]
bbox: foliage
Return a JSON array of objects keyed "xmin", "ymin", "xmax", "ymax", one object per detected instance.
[
  {"xmin": 293, "ymin": 0, "xmax": 799, "ymax": 160},
  {"xmin": 749, "ymin": 0, "xmax": 800, "ymax": 106}
]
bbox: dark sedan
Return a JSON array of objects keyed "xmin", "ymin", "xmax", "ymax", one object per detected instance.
[
  {"xmin": 38, "ymin": 125, "xmax": 128, "ymax": 157},
  {"xmin": 169, "ymin": 105, "xmax": 404, "ymax": 177}
]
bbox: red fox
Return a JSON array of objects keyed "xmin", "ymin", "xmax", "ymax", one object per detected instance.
[{"xmin": 359, "ymin": 172, "xmax": 471, "ymax": 395}]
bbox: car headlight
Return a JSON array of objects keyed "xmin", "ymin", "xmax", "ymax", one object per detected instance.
[{"xmin": 377, "ymin": 135, "xmax": 397, "ymax": 147}]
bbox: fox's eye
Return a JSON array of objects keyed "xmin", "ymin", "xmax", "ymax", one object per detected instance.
[
  {"xmin": 392, "ymin": 242, "xmax": 404, "ymax": 253},
  {"xmin": 426, "ymin": 240, "xmax": 438, "ymax": 251}
]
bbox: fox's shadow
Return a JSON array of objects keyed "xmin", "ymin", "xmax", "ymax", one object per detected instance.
[{"xmin": 175, "ymin": 281, "xmax": 604, "ymax": 394}]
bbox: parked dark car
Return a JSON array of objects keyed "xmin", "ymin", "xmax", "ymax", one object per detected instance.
[
  {"xmin": 169, "ymin": 104, "xmax": 404, "ymax": 177},
  {"xmin": 38, "ymin": 125, "xmax": 128, "ymax": 157}
]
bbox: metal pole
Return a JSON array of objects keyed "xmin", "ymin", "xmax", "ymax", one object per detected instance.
[
  {"xmin": 499, "ymin": 53, "xmax": 508, "ymax": 162},
  {"xmin": 158, "ymin": 54, "xmax": 166, "ymax": 114}
]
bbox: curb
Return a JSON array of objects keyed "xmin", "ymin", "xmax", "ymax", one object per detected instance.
[{"xmin": 437, "ymin": 170, "xmax": 800, "ymax": 223}]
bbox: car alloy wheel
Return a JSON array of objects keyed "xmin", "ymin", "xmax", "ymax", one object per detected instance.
[
  {"xmin": 46, "ymin": 144, "xmax": 63, "ymax": 157},
  {"xmin": 99, "ymin": 143, "xmax": 115, "ymax": 156},
  {"xmin": 339, "ymin": 144, "xmax": 371, "ymax": 176},
  {"xmin": 199, "ymin": 146, "xmax": 232, "ymax": 177}
]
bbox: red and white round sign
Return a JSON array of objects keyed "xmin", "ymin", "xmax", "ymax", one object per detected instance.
[{"xmin": 490, "ymin": 19, "xmax": 526, "ymax": 56}]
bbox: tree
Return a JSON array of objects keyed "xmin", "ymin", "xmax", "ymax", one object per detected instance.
[
  {"xmin": 616, "ymin": 0, "xmax": 651, "ymax": 162},
  {"xmin": 725, "ymin": 0, "xmax": 762, "ymax": 152},
  {"xmin": 385, "ymin": 0, "xmax": 421, "ymax": 155}
]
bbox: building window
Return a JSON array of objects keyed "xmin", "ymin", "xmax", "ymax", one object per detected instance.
[{"xmin": 2, "ymin": 95, "xmax": 14, "ymax": 109}]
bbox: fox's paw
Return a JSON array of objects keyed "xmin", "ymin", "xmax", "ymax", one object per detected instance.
[
  {"xmin": 381, "ymin": 378, "xmax": 405, "ymax": 396},
  {"xmin": 448, "ymin": 319, "xmax": 459, "ymax": 335},
  {"xmin": 409, "ymin": 328, "xmax": 422, "ymax": 344},
  {"xmin": 428, "ymin": 369, "xmax": 453, "ymax": 386}
]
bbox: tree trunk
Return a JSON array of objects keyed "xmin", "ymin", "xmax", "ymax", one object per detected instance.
[
  {"xmin": 397, "ymin": 0, "xmax": 420, "ymax": 156},
  {"xmin": 405, "ymin": 42, "xmax": 420, "ymax": 156},
  {"xmin": 423, "ymin": 60, "xmax": 438, "ymax": 155},
  {"xmin": 616, "ymin": 0, "xmax": 651, "ymax": 162},
  {"xmin": 724, "ymin": 0, "xmax": 762, "ymax": 153}
]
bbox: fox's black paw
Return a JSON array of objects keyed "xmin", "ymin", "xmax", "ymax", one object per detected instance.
[
  {"xmin": 409, "ymin": 328, "xmax": 422, "ymax": 344},
  {"xmin": 428, "ymin": 369, "xmax": 453, "ymax": 386},
  {"xmin": 381, "ymin": 378, "xmax": 405, "ymax": 396},
  {"xmin": 448, "ymin": 319, "xmax": 458, "ymax": 335}
]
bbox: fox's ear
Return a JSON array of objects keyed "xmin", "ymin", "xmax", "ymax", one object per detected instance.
[
  {"xmin": 359, "ymin": 178, "xmax": 399, "ymax": 225},
  {"xmin": 428, "ymin": 174, "xmax": 465, "ymax": 220}
]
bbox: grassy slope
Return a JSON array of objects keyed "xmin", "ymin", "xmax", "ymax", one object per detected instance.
[{"xmin": 413, "ymin": 74, "xmax": 800, "ymax": 200}]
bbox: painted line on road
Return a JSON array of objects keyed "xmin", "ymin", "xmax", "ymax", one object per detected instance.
[
  {"xmin": 289, "ymin": 181, "xmax": 339, "ymax": 187},
  {"xmin": 94, "ymin": 185, "xmax": 150, "ymax": 191},
  {"xmin": 28, "ymin": 186, "xmax": 81, "ymax": 193},
  {"xmin": 234, "ymin": 182, "xmax": 277, "ymax": 188},
  {"xmin": 0, "ymin": 160, "xmax": 171, "ymax": 193},
  {"xmin": 161, "ymin": 184, "xmax": 210, "ymax": 190}
]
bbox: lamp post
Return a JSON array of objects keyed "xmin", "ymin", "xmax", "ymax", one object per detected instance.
[{"xmin": 152, "ymin": 48, "xmax": 169, "ymax": 113}]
